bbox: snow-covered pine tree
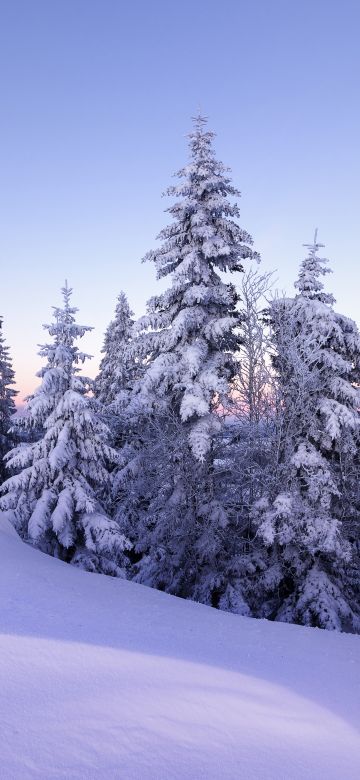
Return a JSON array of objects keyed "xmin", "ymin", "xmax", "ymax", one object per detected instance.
[
  {"xmin": 0, "ymin": 317, "xmax": 17, "ymax": 483},
  {"xmin": 95, "ymin": 291, "xmax": 135, "ymax": 407},
  {"xmin": 0, "ymin": 282, "xmax": 130, "ymax": 575},
  {"xmin": 94, "ymin": 290, "xmax": 137, "ymax": 461},
  {"xmin": 252, "ymin": 232, "xmax": 360, "ymax": 631},
  {"xmin": 115, "ymin": 114, "xmax": 258, "ymax": 606},
  {"xmin": 131, "ymin": 113, "xmax": 259, "ymax": 460}
]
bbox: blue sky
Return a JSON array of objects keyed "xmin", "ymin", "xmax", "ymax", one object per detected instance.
[{"xmin": 0, "ymin": 0, "xmax": 359, "ymax": 399}]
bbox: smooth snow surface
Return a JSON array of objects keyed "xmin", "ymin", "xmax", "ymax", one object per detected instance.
[{"xmin": 1, "ymin": 515, "xmax": 359, "ymax": 779}]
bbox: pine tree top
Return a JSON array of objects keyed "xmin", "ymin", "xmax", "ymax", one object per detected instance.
[
  {"xmin": 95, "ymin": 290, "xmax": 135, "ymax": 406},
  {"xmin": 144, "ymin": 113, "xmax": 259, "ymax": 283},
  {"xmin": 130, "ymin": 115, "xmax": 260, "ymax": 460},
  {"xmin": 38, "ymin": 281, "xmax": 93, "ymax": 382},
  {"xmin": 102, "ymin": 291, "xmax": 134, "ymax": 351},
  {"xmin": 0, "ymin": 316, "xmax": 18, "ymax": 407},
  {"xmin": 294, "ymin": 230, "xmax": 335, "ymax": 305}
]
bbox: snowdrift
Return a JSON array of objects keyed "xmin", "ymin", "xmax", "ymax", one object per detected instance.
[{"xmin": 0, "ymin": 514, "xmax": 359, "ymax": 779}]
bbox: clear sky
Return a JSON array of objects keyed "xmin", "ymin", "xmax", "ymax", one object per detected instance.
[{"xmin": 0, "ymin": 0, "xmax": 359, "ymax": 401}]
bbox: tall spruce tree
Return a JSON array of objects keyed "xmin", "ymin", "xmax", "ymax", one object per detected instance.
[
  {"xmin": 0, "ymin": 283, "xmax": 130, "ymax": 575},
  {"xmin": 115, "ymin": 114, "xmax": 258, "ymax": 604},
  {"xmin": 0, "ymin": 317, "xmax": 17, "ymax": 483},
  {"xmin": 253, "ymin": 232, "xmax": 360, "ymax": 631}
]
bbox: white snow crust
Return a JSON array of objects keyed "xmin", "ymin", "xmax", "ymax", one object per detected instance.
[{"xmin": 0, "ymin": 513, "xmax": 359, "ymax": 779}]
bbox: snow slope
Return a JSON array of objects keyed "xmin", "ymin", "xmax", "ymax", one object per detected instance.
[{"xmin": 1, "ymin": 514, "xmax": 360, "ymax": 779}]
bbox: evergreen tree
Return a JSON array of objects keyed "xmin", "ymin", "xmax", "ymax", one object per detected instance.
[
  {"xmin": 0, "ymin": 283, "xmax": 130, "ymax": 575},
  {"xmin": 0, "ymin": 317, "xmax": 17, "ymax": 483},
  {"xmin": 95, "ymin": 291, "xmax": 135, "ymax": 407},
  {"xmin": 252, "ymin": 232, "xmax": 360, "ymax": 631},
  {"xmin": 115, "ymin": 114, "xmax": 258, "ymax": 603},
  {"xmin": 130, "ymin": 114, "xmax": 259, "ymax": 460}
]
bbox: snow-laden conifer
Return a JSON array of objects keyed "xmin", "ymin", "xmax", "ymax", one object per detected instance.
[
  {"xmin": 115, "ymin": 115, "xmax": 258, "ymax": 604},
  {"xmin": 253, "ymin": 232, "xmax": 360, "ymax": 631},
  {"xmin": 0, "ymin": 283, "xmax": 130, "ymax": 575},
  {"xmin": 95, "ymin": 291, "xmax": 135, "ymax": 407},
  {"xmin": 130, "ymin": 113, "xmax": 259, "ymax": 461},
  {"xmin": 0, "ymin": 317, "xmax": 17, "ymax": 483}
]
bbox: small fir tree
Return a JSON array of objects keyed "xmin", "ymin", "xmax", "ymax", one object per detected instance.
[
  {"xmin": 95, "ymin": 291, "xmax": 135, "ymax": 407},
  {"xmin": 0, "ymin": 283, "xmax": 130, "ymax": 575},
  {"xmin": 253, "ymin": 232, "xmax": 360, "ymax": 631},
  {"xmin": 0, "ymin": 317, "xmax": 18, "ymax": 483}
]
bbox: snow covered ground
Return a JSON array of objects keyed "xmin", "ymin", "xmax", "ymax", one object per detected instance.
[{"xmin": 1, "ymin": 514, "xmax": 360, "ymax": 779}]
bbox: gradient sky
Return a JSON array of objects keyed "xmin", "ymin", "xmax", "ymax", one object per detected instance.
[{"xmin": 1, "ymin": 0, "xmax": 359, "ymax": 401}]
